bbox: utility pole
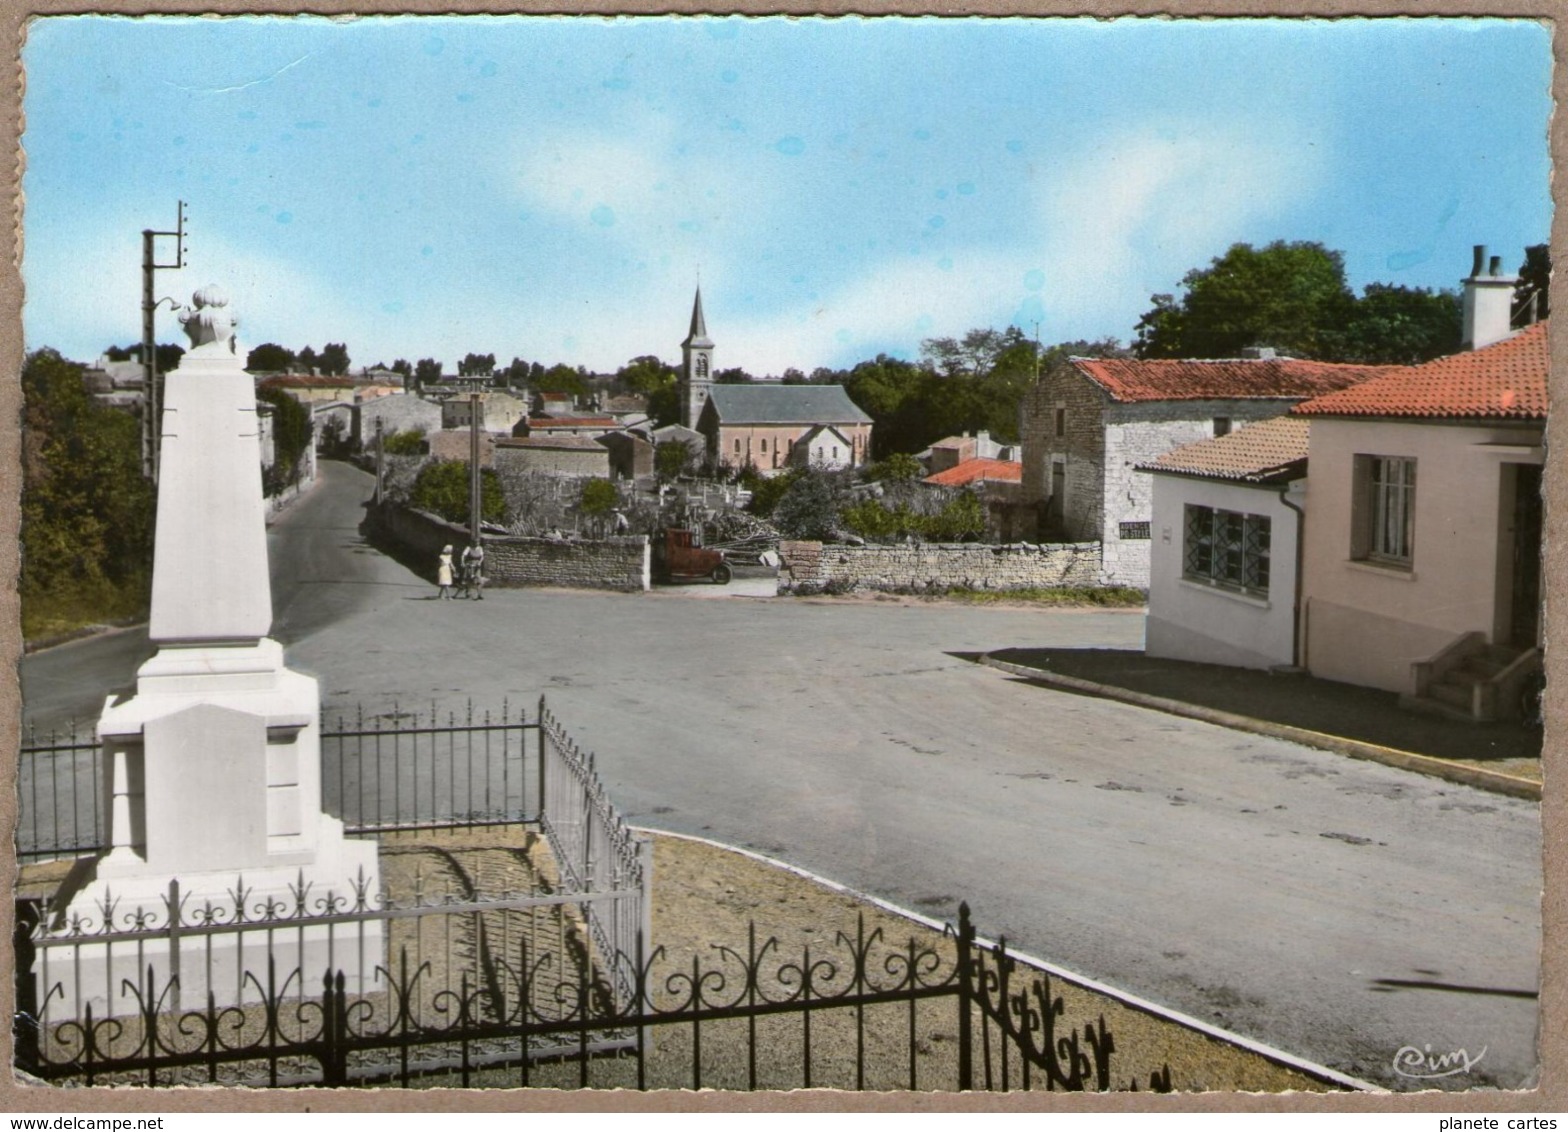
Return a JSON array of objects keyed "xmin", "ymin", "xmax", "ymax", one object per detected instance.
[
  {"xmin": 142, "ymin": 201, "xmax": 188, "ymax": 482},
  {"xmin": 468, "ymin": 392, "xmax": 483, "ymax": 547}
]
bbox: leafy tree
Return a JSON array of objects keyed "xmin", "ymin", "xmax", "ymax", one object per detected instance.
[
  {"xmin": 1328, "ymin": 284, "xmax": 1461, "ymax": 364},
  {"xmin": 104, "ymin": 343, "xmax": 186, "ymax": 372},
  {"xmin": 578, "ymin": 477, "xmax": 618, "ymax": 517},
  {"xmin": 459, "ymin": 352, "xmax": 497, "ymax": 377},
  {"xmin": 1515, "ymin": 244, "xmax": 1550, "ymax": 323},
  {"xmin": 257, "ymin": 386, "xmax": 312, "ymax": 496},
  {"xmin": 21, "ymin": 348, "xmax": 155, "ymax": 636},
  {"xmin": 502, "ymin": 357, "xmax": 531, "ymax": 387},
  {"xmin": 928, "ymin": 490, "xmax": 986, "ymax": 540},
  {"xmin": 655, "ymin": 439, "xmax": 695, "ymax": 481},
  {"xmin": 296, "ymin": 345, "xmax": 320, "ymax": 375},
  {"xmin": 381, "ymin": 428, "xmax": 427, "ymax": 456},
  {"xmin": 743, "ymin": 465, "xmax": 804, "ymax": 518},
  {"xmin": 780, "ymin": 367, "xmax": 809, "ymax": 385},
  {"xmin": 409, "ymin": 459, "xmax": 506, "ymax": 526},
  {"xmin": 540, "ymin": 362, "xmax": 589, "ymax": 398},
  {"xmin": 391, "ymin": 359, "xmax": 413, "ymax": 377},
  {"xmin": 1134, "ymin": 241, "xmax": 1355, "ymax": 360},
  {"xmin": 318, "ymin": 343, "xmax": 351, "ymax": 376},
  {"xmin": 246, "ymin": 343, "xmax": 296, "ymax": 372},
  {"xmin": 414, "ymin": 358, "xmax": 443, "ymax": 390},
  {"xmin": 714, "ymin": 366, "xmax": 754, "ymax": 384},
  {"xmin": 869, "ymin": 452, "xmax": 924, "ymax": 482},
  {"xmin": 772, "ymin": 467, "xmax": 845, "ymax": 540},
  {"xmin": 103, "ymin": 344, "xmax": 134, "ymax": 362}
]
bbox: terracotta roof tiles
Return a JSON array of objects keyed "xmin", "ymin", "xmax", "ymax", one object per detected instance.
[
  {"xmin": 1072, "ymin": 356, "xmax": 1394, "ymax": 403},
  {"xmin": 1291, "ymin": 321, "xmax": 1548, "ymax": 419},
  {"xmin": 923, "ymin": 458, "xmax": 1023, "ymax": 487},
  {"xmin": 1141, "ymin": 417, "xmax": 1310, "ymax": 483}
]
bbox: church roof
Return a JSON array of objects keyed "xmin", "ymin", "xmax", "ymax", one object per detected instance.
[
  {"xmin": 704, "ymin": 384, "xmax": 873, "ymax": 425},
  {"xmin": 682, "ymin": 287, "xmax": 714, "ymax": 349}
]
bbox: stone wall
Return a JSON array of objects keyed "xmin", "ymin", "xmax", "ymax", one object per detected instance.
[
  {"xmin": 777, "ymin": 540, "xmax": 1102, "ymax": 594},
  {"xmin": 368, "ymin": 503, "xmax": 649, "ymax": 591}
]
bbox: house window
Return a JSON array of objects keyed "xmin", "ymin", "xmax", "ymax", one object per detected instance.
[
  {"xmin": 1357, "ymin": 455, "xmax": 1416, "ymax": 565},
  {"xmin": 734, "ymin": 438, "xmax": 742, "ymax": 454},
  {"xmin": 760, "ymin": 439, "xmax": 768, "ymax": 453},
  {"xmin": 832, "ymin": 445, "xmax": 839, "ymax": 459},
  {"xmin": 1055, "ymin": 408, "xmax": 1065, "ymax": 437},
  {"xmin": 1213, "ymin": 417, "xmax": 1232, "ymax": 437},
  {"xmin": 1183, "ymin": 505, "xmax": 1270, "ymax": 595}
]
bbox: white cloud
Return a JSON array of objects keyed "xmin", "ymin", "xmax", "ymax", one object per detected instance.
[{"xmin": 1031, "ymin": 122, "xmax": 1329, "ymax": 336}]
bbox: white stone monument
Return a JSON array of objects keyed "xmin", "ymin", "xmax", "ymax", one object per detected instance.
[{"xmin": 48, "ymin": 286, "xmax": 381, "ymax": 1014}]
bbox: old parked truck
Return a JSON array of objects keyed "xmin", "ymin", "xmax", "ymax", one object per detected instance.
[{"xmin": 654, "ymin": 527, "xmax": 731, "ymax": 585}]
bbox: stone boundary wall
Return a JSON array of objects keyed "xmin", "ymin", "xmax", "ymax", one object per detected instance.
[
  {"xmin": 368, "ymin": 503, "xmax": 649, "ymax": 592},
  {"xmin": 777, "ymin": 540, "xmax": 1104, "ymax": 594}
]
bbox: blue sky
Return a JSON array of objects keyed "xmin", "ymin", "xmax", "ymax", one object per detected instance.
[{"xmin": 21, "ymin": 16, "xmax": 1553, "ymax": 375}]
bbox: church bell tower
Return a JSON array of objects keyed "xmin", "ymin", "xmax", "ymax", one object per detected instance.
[{"xmin": 680, "ymin": 287, "xmax": 714, "ymax": 429}]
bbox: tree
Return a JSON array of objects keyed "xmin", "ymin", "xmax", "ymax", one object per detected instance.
[
  {"xmin": 578, "ymin": 477, "xmax": 618, "ymax": 518},
  {"xmin": 1134, "ymin": 241, "xmax": 1355, "ymax": 360},
  {"xmin": 391, "ymin": 359, "xmax": 413, "ymax": 378},
  {"xmin": 459, "ymin": 352, "xmax": 497, "ymax": 377},
  {"xmin": 1515, "ymin": 244, "xmax": 1550, "ymax": 323},
  {"xmin": 502, "ymin": 357, "xmax": 531, "ymax": 388},
  {"xmin": 318, "ymin": 343, "xmax": 351, "ymax": 376},
  {"xmin": 1328, "ymin": 284, "xmax": 1461, "ymax": 364},
  {"xmin": 714, "ymin": 366, "xmax": 754, "ymax": 384},
  {"xmin": 21, "ymin": 349, "xmax": 155, "ymax": 636},
  {"xmin": 414, "ymin": 358, "xmax": 443, "ymax": 390},
  {"xmin": 869, "ymin": 452, "xmax": 923, "ymax": 482},
  {"xmin": 381, "ymin": 428, "xmax": 427, "ymax": 456},
  {"xmin": 246, "ymin": 343, "xmax": 296, "ymax": 373},
  {"xmin": 296, "ymin": 345, "xmax": 320, "ymax": 375},
  {"xmin": 655, "ymin": 439, "xmax": 695, "ymax": 481},
  {"xmin": 772, "ymin": 467, "xmax": 845, "ymax": 540},
  {"xmin": 409, "ymin": 459, "xmax": 506, "ymax": 526},
  {"xmin": 257, "ymin": 386, "xmax": 312, "ymax": 496}
]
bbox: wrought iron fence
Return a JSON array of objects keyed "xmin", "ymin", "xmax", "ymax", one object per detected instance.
[
  {"xmin": 16, "ymin": 722, "xmax": 103, "ymax": 863},
  {"xmin": 320, "ymin": 700, "xmax": 535, "ymax": 835},
  {"xmin": 16, "ymin": 900, "xmax": 1170, "ymax": 1092}
]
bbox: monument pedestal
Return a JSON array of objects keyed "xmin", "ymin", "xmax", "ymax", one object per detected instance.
[{"xmin": 40, "ymin": 288, "xmax": 381, "ymax": 1019}]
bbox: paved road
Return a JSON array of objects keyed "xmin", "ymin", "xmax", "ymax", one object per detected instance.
[{"xmin": 20, "ymin": 461, "xmax": 1543, "ymax": 1090}]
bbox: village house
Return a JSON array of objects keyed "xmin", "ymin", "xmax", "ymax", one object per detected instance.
[
  {"xmin": 1140, "ymin": 416, "xmax": 1309, "ymax": 671},
  {"xmin": 441, "ymin": 389, "xmax": 529, "ymax": 434},
  {"xmin": 1290, "ymin": 290, "xmax": 1546, "ymax": 719},
  {"xmin": 428, "ymin": 428, "xmax": 498, "ymax": 466},
  {"xmin": 493, "ymin": 434, "xmax": 613, "ymax": 478},
  {"xmin": 353, "ymin": 391, "xmax": 442, "ymax": 448},
  {"xmin": 923, "ymin": 455, "xmax": 1027, "ymax": 542},
  {"xmin": 516, "ymin": 414, "xmax": 619, "ymax": 440},
  {"xmin": 925, "ymin": 430, "xmax": 1018, "ymax": 474},
  {"xmin": 257, "ymin": 373, "xmax": 360, "ymax": 405},
  {"xmin": 1019, "ymin": 351, "xmax": 1392, "ymax": 586},
  {"xmin": 597, "ymin": 430, "xmax": 655, "ymax": 480}
]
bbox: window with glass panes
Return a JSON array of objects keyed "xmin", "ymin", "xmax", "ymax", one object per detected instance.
[
  {"xmin": 1183, "ymin": 504, "xmax": 1271, "ymax": 595},
  {"xmin": 1367, "ymin": 456, "xmax": 1415, "ymax": 564}
]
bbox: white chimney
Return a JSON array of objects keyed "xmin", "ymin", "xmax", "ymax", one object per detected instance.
[{"xmin": 1462, "ymin": 244, "xmax": 1519, "ymax": 351}]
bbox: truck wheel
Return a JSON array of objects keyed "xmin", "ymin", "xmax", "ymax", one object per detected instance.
[{"xmin": 711, "ymin": 563, "xmax": 732, "ymax": 585}]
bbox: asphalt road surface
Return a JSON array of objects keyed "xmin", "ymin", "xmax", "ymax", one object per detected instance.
[{"xmin": 19, "ymin": 461, "xmax": 1544, "ymax": 1091}]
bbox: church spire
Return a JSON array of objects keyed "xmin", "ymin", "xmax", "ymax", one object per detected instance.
[
  {"xmin": 679, "ymin": 285, "xmax": 715, "ymax": 428},
  {"xmin": 684, "ymin": 286, "xmax": 714, "ymax": 349}
]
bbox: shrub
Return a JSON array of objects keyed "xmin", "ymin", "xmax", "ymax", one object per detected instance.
[
  {"xmin": 409, "ymin": 459, "xmax": 507, "ymax": 526},
  {"xmin": 578, "ymin": 477, "xmax": 618, "ymax": 516},
  {"xmin": 382, "ymin": 428, "xmax": 427, "ymax": 457}
]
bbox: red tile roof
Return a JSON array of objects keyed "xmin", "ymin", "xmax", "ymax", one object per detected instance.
[
  {"xmin": 527, "ymin": 416, "xmax": 617, "ymax": 428},
  {"xmin": 1292, "ymin": 321, "xmax": 1549, "ymax": 420},
  {"xmin": 1141, "ymin": 417, "xmax": 1310, "ymax": 482},
  {"xmin": 1071, "ymin": 356, "xmax": 1394, "ymax": 403},
  {"xmin": 923, "ymin": 458, "xmax": 1022, "ymax": 487}
]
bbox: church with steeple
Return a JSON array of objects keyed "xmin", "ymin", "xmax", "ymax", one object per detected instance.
[
  {"xmin": 675, "ymin": 286, "xmax": 873, "ymax": 475},
  {"xmin": 680, "ymin": 287, "xmax": 714, "ymax": 430}
]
